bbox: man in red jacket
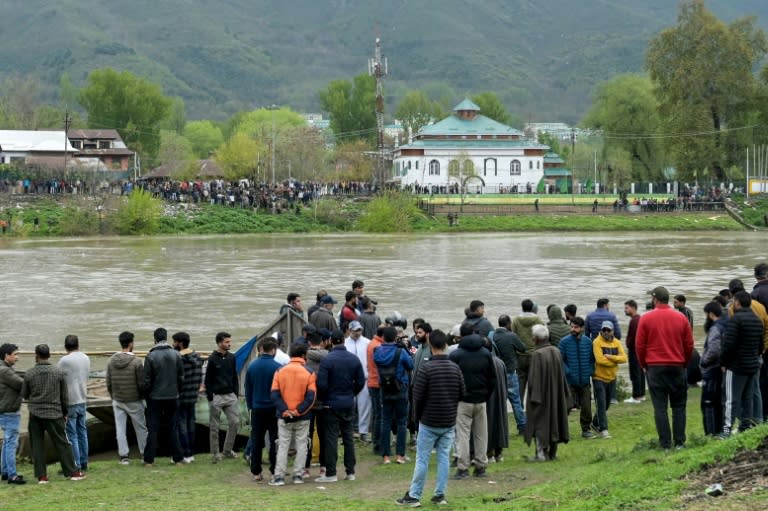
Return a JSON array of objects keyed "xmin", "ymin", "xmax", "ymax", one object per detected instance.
[{"xmin": 636, "ymin": 286, "xmax": 694, "ymax": 450}]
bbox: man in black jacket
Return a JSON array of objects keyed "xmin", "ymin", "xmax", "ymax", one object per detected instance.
[
  {"xmin": 492, "ymin": 315, "xmax": 527, "ymax": 435},
  {"xmin": 449, "ymin": 323, "xmax": 496, "ymax": 479},
  {"xmin": 752, "ymin": 262, "xmax": 768, "ymax": 421},
  {"xmin": 205, "ymin": 332, "xmax": 240, "ymax": 462},
  {"xmin": 396, "ymin": 330, "xmax": 464, "ymax": 507},
  {"xmin": 143, "ymin": 328, "xmax": 184, "ymax": 466},
  {"xmin": 719, "ymin": 292, "xmax": 764, "ymax": 438}
]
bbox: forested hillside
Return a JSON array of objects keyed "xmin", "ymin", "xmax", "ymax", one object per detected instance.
[{"xmin": 1, "ymin": 0, "xmax": 766, "ymax": 122}]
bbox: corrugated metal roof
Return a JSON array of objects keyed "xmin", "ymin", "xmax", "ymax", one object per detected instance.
[
  {"xmin": 0, "ymin": 130, "xmax": 76, "ymax": 152},
  {"xmin": 399, "ymin": 139, "xmax": 549, "ymax": 150},
  {"xmin": 418, "ymin": 114, "xmax": 524, "ymax": 137},
  {"xmin": 67, "ymin": 129, "xmax": 122, "ymax": 140},
  {"xmin": 543, "ymin": 168, "xmax": 572, "ymax": 177},
  {"xmin": 453, "ymin": 98, "xmax": 480, "ymax": 111}
]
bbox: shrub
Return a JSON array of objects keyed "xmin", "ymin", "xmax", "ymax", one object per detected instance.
[
  {"xmin": 356, "ymin": 191, "xmax": 424, "ymax": 232},
  {"xmin": 111, "ymin": 189, "xmax": 163, "ymax": 235},
  {"xmin": 58, "ymin": 206, "xmax": 101, "ymax": 236}
]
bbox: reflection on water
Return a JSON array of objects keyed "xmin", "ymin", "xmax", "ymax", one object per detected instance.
[{"xmin": 1, "ymin": 232, "xmax": 765, "ymax": 366}]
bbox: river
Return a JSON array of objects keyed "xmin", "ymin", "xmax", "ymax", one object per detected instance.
[{"xmin": 1, "ymin": 231, "xmax": 765, "ymax": 369}]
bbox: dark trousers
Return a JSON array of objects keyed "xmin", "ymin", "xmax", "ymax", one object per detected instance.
[
  {"xmin": 368, "ymin": 387, "xmax": 383, "ymax": 454},
  {"xmin": 592, "ymin": 379, "xmax": 612, "ymax": 432},
  {"xmin": 627, "ymin": 347, "xmax": 646, "ymax": 398},
  {"xmin": 28, "ymin": 415, "xmax": 76, "ymax": 478},
  {"xmin": 175, "ymin": 402, "xmax": 196, "ymax": 458},
  {"xmin": 723, "ymin": 369, "xmax": 757, "ymax": 434},
  {"xmin": 646, "ymin": 365, "xmax": 687, "ymax": 449},
  {"xmin": 250, "ymin": 407, "xmax": 277, "ymax": 476},
  {"xmin": 145, "ymin": 398, "xmax": 182, "ymax": 463},
  {"xmin": 569, "ymin": 383, "xmax": 592, "ymax": 431},
  {"xmin": 381, "ymin": 396, "xmax": 408, "ymax": 457},
  {"xmin": 701, "ymin": 370, "xmax": 723, "ymax": 436},
  {"xmin": 304, "ymin": 411, "xmax": 324, "ymax": 469},
  {"xmin": 761, "ymin": 357, "xmax": 768, "ymax": 422},
  {"xmin": 322, "ymin": 407, "xmax": 356, "ymax": 477}
]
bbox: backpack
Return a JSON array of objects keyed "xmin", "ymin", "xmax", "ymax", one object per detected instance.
[{"xmin": 377, "ymin": 347, "xmax": 403, "ymax": 399}]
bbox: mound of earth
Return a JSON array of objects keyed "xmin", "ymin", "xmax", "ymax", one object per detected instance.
[{"xmin": 680, "ymin": 435, "xmax": 768, "ymax": 506}]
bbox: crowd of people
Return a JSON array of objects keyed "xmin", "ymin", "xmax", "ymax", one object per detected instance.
[{"xmin": 1, "ymin": 267, "xmax": 767, "ymax": 505}]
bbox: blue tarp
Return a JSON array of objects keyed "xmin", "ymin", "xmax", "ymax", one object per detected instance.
[{"xmin": 234, "ymin": 335, "xmax": 258, "ymax": 372}]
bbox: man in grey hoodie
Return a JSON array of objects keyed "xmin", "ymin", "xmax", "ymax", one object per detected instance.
[
  {"xmin": 106, "ymin": 331, "xmax": 148, "ymax": 464},
  {"xmin": 546, "ymin": 305, "xmax": 571, "ymax": 348}
]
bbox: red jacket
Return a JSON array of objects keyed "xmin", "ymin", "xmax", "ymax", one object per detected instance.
[{"xmin": 636, "ymin": 304, "xmax": 694, "ymax": 368}]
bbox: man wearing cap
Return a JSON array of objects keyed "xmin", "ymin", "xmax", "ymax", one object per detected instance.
[
  {"xmin": 636, "ymin": 286, "xmax": 694, "ymax": 450},
  {"xmin": 345, "ymin": 321, "xmax": 371, "ymax": 443},
  {"xmin": 591, "ymin": 321, "xmax": 627, "ymax": 439},
  {"xmin": 310, "ymin": 295, "xmax": 339, "ymax": 332}
]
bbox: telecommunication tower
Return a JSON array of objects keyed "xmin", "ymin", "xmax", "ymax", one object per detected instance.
[{"xmin": 368, "ymin": 37, "xmax": 388, "ymax": 154}]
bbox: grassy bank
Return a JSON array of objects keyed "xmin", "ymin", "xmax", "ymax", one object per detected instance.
[
  {"xmin": 0, "ymin": 195, "xmax": 749, "ymax": 236},
  {"xmin": 8, "ymin": 388, "xmax": 767, "ymax": 510}
]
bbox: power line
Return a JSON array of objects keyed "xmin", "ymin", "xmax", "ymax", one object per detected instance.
[{"xmin": 598, "ymin": 124, "xmax": 761, "ymax": 140}]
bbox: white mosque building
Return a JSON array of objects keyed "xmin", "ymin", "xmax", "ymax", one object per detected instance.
[{"xmin": 392, "ymin": 99, "xmax": 549, "ymax": 193}]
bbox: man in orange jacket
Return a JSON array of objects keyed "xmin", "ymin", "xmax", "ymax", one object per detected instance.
[{"xmin": 269, "ymin": 343, "xmax": 317, "ymax": 486}]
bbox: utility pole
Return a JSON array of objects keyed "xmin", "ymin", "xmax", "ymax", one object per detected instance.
[
  {"xmin": 368, "ymin": 36, "xmax": 388, "ymax": 186},
  {"xmin": 63, "ymin": 109, "xmax": 72, "ymax": 175},
  {"xmin": 270, "ymin": 104, "xmax": 278, "ymax": 185},
  {"xmin": 570, "ymin": 128, "xmax": 576, "ymax": 203}
]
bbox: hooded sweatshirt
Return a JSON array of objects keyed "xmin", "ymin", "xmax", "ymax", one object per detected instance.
[
  {"xmin": 511, "ymin": 313, "xmax": 544, "ymax": 351},
  {"xmin": 373, "ymin": 342, "xmax": 414, "ymax": 391},
  {"xmin": 107, "ymin": 351, "xmax": 144, "ymax": 402},
  {"xmin": 448, "ymin": 334, "xmax": 496, "ymax": 403},
  {"xmin": 547, "ymin": 306, "xmax": 571, "ymax": 347}
]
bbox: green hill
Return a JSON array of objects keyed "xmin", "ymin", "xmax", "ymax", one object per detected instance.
[{"xmin": 1, "ymin": 0, "xmax": 767, "ymax": 123}]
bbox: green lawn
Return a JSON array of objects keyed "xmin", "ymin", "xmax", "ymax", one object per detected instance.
[{"xmin": 9, "ymin": 388, "xmax": 767, "ymax": 510}]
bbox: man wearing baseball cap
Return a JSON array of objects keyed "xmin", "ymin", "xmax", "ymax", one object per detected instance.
[{"xmin": 636, "ymin": 286, "xmax": 694, "ymax": 450}]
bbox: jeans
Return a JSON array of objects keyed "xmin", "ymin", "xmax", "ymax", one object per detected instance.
[
  {"xmin": 275, "ymin": 419, "xmax": 310, "ymax": 478},
  {"xmin": 591, "ymin": 379, "xmax": 612, "ymax": 432},
  {"xmin": 250, "ymin": 407, "xmax": 277, "ymax": 476},
  {"xmin": 505, "ymin": 372, "xmax": 526, "ymax": 431},
  {"xmin": 368, "ymin": 387, "xmax": 383, "ymax": 453},
  {"xmin": 209, "ymin": 392, "xmax": 240, "ymax": 455},
  {"xmin": 175, "ymin": 402, "xmax": 197, "ymax": 458},
  {"xmin": 66, "ymin": 403, "xmax": 89, "ymax": 468},
  {"xmin": 646, "ymin": 365, "xmax": 687, "ymax": 448},
  {"xmin": 322, "ymin": 407, "xmax": 356, "ymax": 477},
  {"xmin": 701, "ymin": 371, "xmax": 723, "ymax": 435},
  {"xmin": 144, "ymin": 398, "xmax": 183, "ymax": 463},
  {"xmin": 381, "ymin": 395, "xmax": 408, "ymax": 457},
  {"xmin": 408, "ymin": 423, "xmax": 455, "ymax": 501},
  {"xmin": 112, "ymin": 399, "xmax": 148, "ymax": 458},
  {"xmin": 627, "ymin": 347, "xmax": 646, "ymax": 398},
  {"xmin": 569, "ymin": 384, "xmax": 592, "ymax": 431},
  {"xmin": 0, "ymin": 412, "xmax": 21, "ymax": 478},
  {"xmin": 455, "ymin": 401, "xmax": 488, "ymax": 471}
]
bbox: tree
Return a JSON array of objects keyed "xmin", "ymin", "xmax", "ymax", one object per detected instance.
[
  {"xmin": 471, "ymin": 92, "xmax": 512, "ymax": 125},
  {"xmin": 318, "ymin": 73, "xmax": 376, "ymax": 143},
  {"xmin": 582, "ymin": 74, "xmax": 664, "ymax": 182},
  {"xmin": 78, "ymin": 68, "xmax": 172, "ymax": 160},
  {"xmin": 184, "ymin": 120, "xmax": 224, "ymax": 159},
  {"xmin": 157, "ymin": 130, "xmax": 194, "ymax": 166},
  {"xmin": 0, "ymin": 75, "xmax": 42, "ymax": 129},
  {"xmin": 160, "ymin": 97, "xmax": 187, "ymax": 134},
  {"xmin": 646, "ymin": 0, "xmax": 767, "ymax": 180},
  {"xmin": 329, "ymin": 139, "xmax": 374, "ymax": 181},
  {"xmin": 215, "ymin": 132, "xmax": 264, "ymax": 181},
  {"xmin": 395, "ymin": 90, "xmax": 442, "ymax": 138}
]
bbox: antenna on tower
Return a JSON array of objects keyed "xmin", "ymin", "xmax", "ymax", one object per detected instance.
[{"xmin": 368, "ymin": 35, "xmax": 388, "ymax": 184}]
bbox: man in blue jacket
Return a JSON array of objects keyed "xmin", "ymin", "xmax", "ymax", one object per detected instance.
[
  {"xmin": 558, "ymin": 317, "xmax": 596, "ymax": 439},
  {"xmin": 315, "ymin": 329, "xmax": 365, "ymax": 483},
  {"xmin": 244, "ymin": 337, "xmax": 281, "ymax": 481}
]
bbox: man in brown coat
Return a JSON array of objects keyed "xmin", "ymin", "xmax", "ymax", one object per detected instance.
[{"xmin": 524, "ymin": 325, "xmax": 570, "ymax": 461}]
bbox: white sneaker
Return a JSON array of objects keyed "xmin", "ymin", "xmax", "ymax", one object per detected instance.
[
  {"xmin": 623, "ymin": 397, "xmax": 643, "ymax": 404},
  {"xmin": 182, "ymin": 457, "xmax": 194, "ymax": 464},
  {"xmin": 314, "ymin": 475, "xmax": 338, "ymax": 483},
  {"xmin": 601, "ymin": 430, "xmax": 612, "ymax": 439}
]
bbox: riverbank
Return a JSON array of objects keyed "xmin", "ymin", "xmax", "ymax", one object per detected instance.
[
  {"xmin": 0, "ymin": 193, "xmax": 752, "ymax": 236},
  {"xmin": 7, "ymin": 389, "xmax": 767, "ymax": 510}
]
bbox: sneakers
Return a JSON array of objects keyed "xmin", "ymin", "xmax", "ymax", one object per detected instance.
[
  {"xmin": 119, "ymin": 457, "xmax": 130, "ymax": 465},
  {"xmin": 182, "ymin": 457, "xmax": 194, "ymax": 464},
  {"xmin": 268, "ymin": 476, "xmax": 285, "ymax": 486},
  {"xmin": 292, "ymin": 474, "xmax": 304, "ymax": 484},
  {"xmin": 222, "ymin": 450, "xmax": 238, "ymax": 459},
  {"xmin": 8, "ymin": 475, "xmax": 26, "ymax": 485},
  {"xmin": 600, "ymin": 430, "xmax": 612, "ymax": 439},
  {"xmin": 430, "ymin": 494, "xmax": 448, "ymax": 505},
  {"xmin": 396, "ymin": 456, "xmax": 409, "ymax": 464},
  {"xmin": 69, "ymin": 470, "xmax": 86, "ymax": 481},
  {"xmin": 453, "ymin": 469, "xmax": 469, "ymax": 480},
  {"xmin": 383, "ymin": 456, "xmax": 391, "ymax": 464},
  {"xmin": 473, "ymin": 466, "xmax": 486, "ymax": 478},
  {"xmin": 38, "ymin": 476, "xmax": 49, "ymax": 485},
  {"xmin": 610, "ymin": 399, "xmax": 619, "ymax": 404},
  {"xmin": 314, "ymin": 474, "xmax": 338, "ymax": 483},
  {"xmin": 582, "ymin": 430, "xmax": 596, "ymax": 439},
  {"xmin": 395, "ymin": 492, "xmax": 421, "ymax": 507},
  {"xmin": 623, "ymin": 397, "xmax": 644, "ymax": 403},
  {"xmin": 212, "ymin": 454, "xmax": 222, "ymax": 464},
  {"xmin": 344, "ymin": 473, "xmax": 356, "ymax": 481},
  {"xmin": 359, "ymin": 433, "xmax": 371, "ymax": 443}
]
